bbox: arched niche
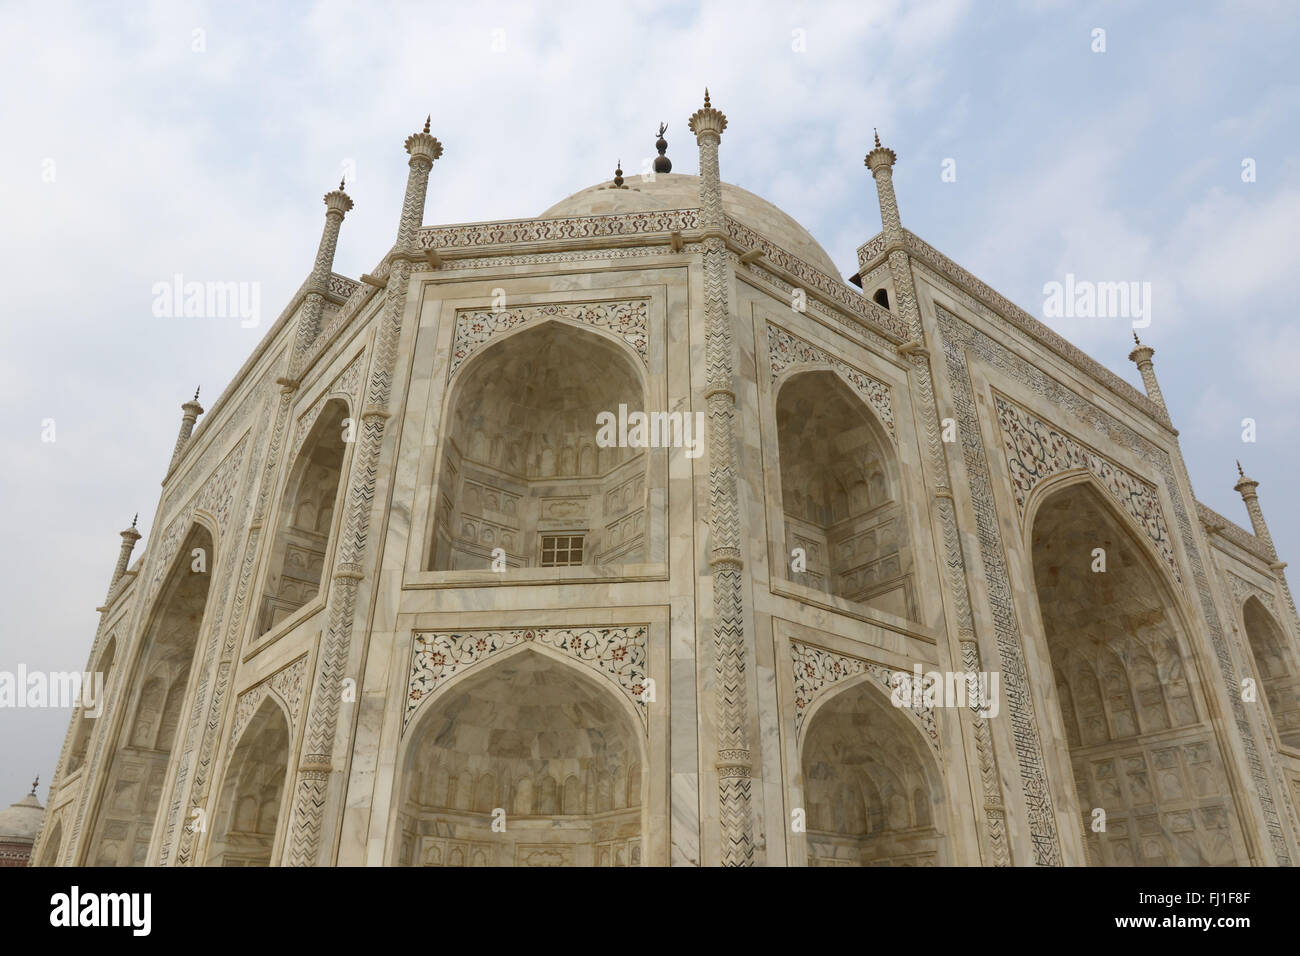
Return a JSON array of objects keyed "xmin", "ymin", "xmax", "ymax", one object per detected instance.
[
  {"xmin": 395, "ymin": 648, "xmax": 645, "ymax": 867},
  {"xmin": 67, "ymin": 635, "xmax": 117, "ymax": 774},
  {"xmin": 429, "ymin": 321, "xmax": 650, "ymax": 573},
  {"xmin": 1028, "ymin": 477, "xmax": 1243, "ymax": 865},
  {"xmin": 1241, "ymin": 596, "xmax": 1300, "ymax": 750},
  {"xmin": 258, "ymin": 399, "xmax": 349, "ymax": 636},
  {"xmin": 206, "ymin": 698, "xmax": 290, "ymax": 866},
  {"xmin": 775, "ymin": 369, "xmax": 915, "ymax": 620},
  {"xmin": 800, "ymin": 677, "xmax": 946, "ymax": 866},
  {"xmin": 84, "ymin": 524, "xmax": 215, "ymax": 866}
]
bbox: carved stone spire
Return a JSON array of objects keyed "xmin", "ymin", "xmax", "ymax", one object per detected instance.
[
  {"xmin": 653, "ymin": 122, "xmax": 672, "ymax": 174},
  {"xmin": 289, "ymin": 178, "xmax": 357, "ymax": 369},
  {"xmin": 169, "ymin": 387, "xmax": 204, "ymax": 469},
  {"xmin": 690, "ymin": 86, "xmax": 754, "ymax": 867},
  {"xmin": 1234, "ymin": 463, "xmax": 1279, "ymax": 561},
  {"xmin": 865, "ymin": 128, "xmax": 903, "ymax": 247},
  {"xmin": 98, "ymin": 514, "xmax": 142, "ymax": 611},
  {"xmin": 1127, "ymin": 330, "xmax": 1167, "ymax": 414}
]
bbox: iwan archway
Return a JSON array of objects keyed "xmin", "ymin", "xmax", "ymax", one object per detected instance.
[
  {"xmin": 393, "ymin": 646, "xmax": 647, "ymax": 866},
  {"xmin": 1026, "ymin": 474, "xmax": 1248, "ymax": 865}
]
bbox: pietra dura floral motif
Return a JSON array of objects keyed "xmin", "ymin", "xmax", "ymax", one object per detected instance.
[
  {"xmin": 404, "ymin": 626, "xmax": 650, "ymax": 732},
  {"xmin": 994, "ymin": 393, "xmax": 1180, "ymax": 582},
  {"xmin": 789, "ymin": 639, "xmax": 939, "ymax": 752},
  {"xmin": 448, "ymin": 300, "xmax": 650, "ymax": 380}
]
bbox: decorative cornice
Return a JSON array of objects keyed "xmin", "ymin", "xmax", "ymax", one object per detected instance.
[{"xmin": 1197, "ymin": 500, "xmax": 1275, "ymax": 564}]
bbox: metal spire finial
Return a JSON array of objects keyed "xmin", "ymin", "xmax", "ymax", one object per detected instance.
[
  {"xmin": 131, "ymin": 513, "xmax": 138, "ymax": 529},
  {"xmin": 1237, "ymin": 460, "xmax": 1245, "ymax": 478},
  {"xmin": 423, "ymin": 115, "xmax": 431, "ymax": 134},
  {"xmin": 30, "ymin": 776, "xmax": 38, "ymax": 795},
  {"xmin": 874, "ymin": 128, "xmax": 881, "ymax": 148},
  {"xmin": 703, "ymin": 87, "xmax": 711, "ymax": 107},
  {"xmin": 193, "ymin": 387, "xmax": 200, "ymax": 402},
  {"xmin": 654, "ymin": 122, "xmax": 672, "ymax": 173},
  {"xmin": 613, "ymin": 160, "xmax": 624, "ymax": 188},
  {"xmin": 339, "ymin": 177, "xmax": 346, "ymax": 191},
  {"xmin": 1133, "ymin": 330, "xmax": 1141, "ymax": 345}
]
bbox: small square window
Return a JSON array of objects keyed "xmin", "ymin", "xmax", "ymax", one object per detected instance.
[{"xmin": 540, "ymin": 534, "xmax": 584, "ymax": 567}]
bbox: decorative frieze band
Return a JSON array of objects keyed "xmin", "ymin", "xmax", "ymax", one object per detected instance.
[
  {"xmin": 404, "ymin": 626, "xmax": 650, "ymax": 732},
  {"xmin": 419, "ymin": 208, "xmax": 701, "ymax": 252},
  {"xmin": 228, "ymin": 654, "xmax": 309, "ymax": 754},
  {"xmin": 789, "ymin": 640, "xmax": 939, "ymax": 753},
  {"xmin": 993, "ymin": 392, "xmax": 1180, "ymax": 582},
  {"xmin": 448, "ymin": 300, "xmax": 649, "ymax": 380},
  {"xmin": 767, "ymin": 323, "xmax": 896, "ymax": 440}
]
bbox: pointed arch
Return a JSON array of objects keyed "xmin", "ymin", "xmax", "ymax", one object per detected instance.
[
  {"xmin": 799, "ymin": 676, "xmax": 948, "ymax": 866},
  {"xmin": 206, "ymin": 696, "xmax": 291, "ymax": 866},
  {"xmin": 1241, "ymin": 596, "xmax": 1300, "ymax": 750},
  {"xmin": 429, "ymin": 319, "xmax": 652, "ymax": 573},
  {"xmin": 394, "ymin": 646, "xmax": 645, "ymax": 866},
  {"xmin": 258, "ymin": 397, "xmax": 350, "ymax": 637},
  {"xmin": 84, "ymin": 523, "xmax": 215, "ymax": 866},
  {"xmin": 1026, "ymin": 476, "xmax": 1245, "ymax": 865},
  {"xmin": 774, "ymin": 368, "xmax": 914, "ymax": 620}
]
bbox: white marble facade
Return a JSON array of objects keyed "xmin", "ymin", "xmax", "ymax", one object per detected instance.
[{"xmin": 32, "ymin": 106, "xmax": 1300, "ymax": 867}]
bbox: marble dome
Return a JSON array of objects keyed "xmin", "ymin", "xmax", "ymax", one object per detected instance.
[
  {"xmin": 0, "ymin": 790, "xmax": 44, "ymax": 843},
  {"xmin": 541, "ymin": 172, "xmax": 841, "ymax": 278}
]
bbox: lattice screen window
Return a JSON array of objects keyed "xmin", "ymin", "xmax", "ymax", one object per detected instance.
[{"xmin": 540, "ymin": 534, "xmax": 585, "ymax": 567}]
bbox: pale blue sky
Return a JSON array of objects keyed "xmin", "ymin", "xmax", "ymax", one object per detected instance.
[{"xmin": 1, "ymin": 0, "xmax": 1297, "ymax": 803}]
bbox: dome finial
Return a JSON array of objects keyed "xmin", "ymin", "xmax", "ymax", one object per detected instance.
[
  {"xmin": 339, "ymin": 177, "xmax": 346, "ymax": 191},
  {"xmin": 654, "ymin": 122, "xmax": 672, "ymax": 173},
  {"xmin": 1133, "ymin": 330, "xmax": 1141, "ymax": 345},
  {"xmin": 131, "ymin": 512, "xmax": 138, "ymax": 529},
  {"xmin": 613, "ymin": 159, "xmax": 624, "ymax": 188},
  {"xmin": 1237, "ymin": 460, "xmax": 1245, "ymax": 478},
  {"xmin": 874, "ymin": 128, "xmax": 881, "ymax": 148},
  {"xmin": 30, "ymin": 775, "xmax": 38, "ymax": 795},
  {"xmin": 423, "ymin": 114, "xmax": 431, "ymax": 134},
  {"xmin": 703, "ymin": 87, "xmax": 711, "ymax": 108}
]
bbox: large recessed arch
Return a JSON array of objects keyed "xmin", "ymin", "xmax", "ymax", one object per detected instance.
[
  {"xmin": 799, "ymin": 675, "xmax": 947, "ymax": 865},
  {"xmin": 84, "ymin": 523, "xmax": 215, "ymax": 866},
  {"xmin": 257, "ymin": 397, "xmax": 350, "ymax": 637},
  {"xmin": 1027, "ymin": 474, "xmax": 1246, "ymax": 865},
  {"xmin": 429, "ymin": 320, "xmax": 652, "ymax": 573},
  {"xmin": 774, "ymin": 368, "xmax": 914, "ymax": 620},
  {"xmin": 1241, "ymin": 596, "xmax": 1300, "ymax": 750},
  {"xmin": 206, "ymin": 697, "xmax": 291, "ymax": 866},
  {"xmin": 394, "ymin": 646, "xmax": 646, "ymax": 866}
]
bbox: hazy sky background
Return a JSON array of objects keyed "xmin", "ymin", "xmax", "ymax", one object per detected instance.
[{"xmin": 1, "ymin": 0, "xmax": 1297, "ymax": 807}]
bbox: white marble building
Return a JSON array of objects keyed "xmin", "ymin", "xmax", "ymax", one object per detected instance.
[{"xmin": 32, "ymin": 96, "xmax": 1300, "ymax": 866}]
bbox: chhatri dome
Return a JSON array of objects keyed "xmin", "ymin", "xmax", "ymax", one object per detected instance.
[
  {"xmin": 0, "ymin": 778, "xmax": 44, "ymax": 867},
  {"xmin": 542, "ymin": 172, "xmax": 841, "ymax": 277}
]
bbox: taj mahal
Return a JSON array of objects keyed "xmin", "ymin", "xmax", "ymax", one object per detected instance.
[{"xmin": 29, "ymin": 93, "xmax": 1300, "ymax": 866}]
